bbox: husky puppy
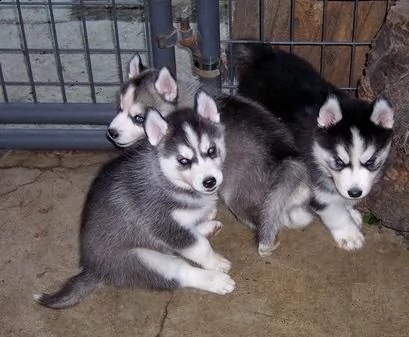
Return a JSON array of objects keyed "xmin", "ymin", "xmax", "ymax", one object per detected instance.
[
  {"xmin": 107, "ymin": 53, "xmax": 201, "ymax": 147},
  {"xmin": 234, "ymin": 43, "xmax": 394, "ymax": 250},
  {"xmin": 34, "ymin": 92, "xmax": 234, "ymax": 309},
  {"xmin": 106, "ymin": 58, "xmax": 312, "ymax": 257}
]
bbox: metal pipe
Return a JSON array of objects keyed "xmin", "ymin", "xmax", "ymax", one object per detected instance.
[
  {"xmin": 0, "ymin": 103, "xmax": 116, "ymax": 124},
  {"xmin": 0, "ymin": 129, "xmax": 116, "ymax": 150},
  {"xmin": 196, "ymin": 0, "xmax": 221, "ymax": 88},
  {"xmin": 147, "ymin": 0, "xmax": 176, "ymax": 74}
]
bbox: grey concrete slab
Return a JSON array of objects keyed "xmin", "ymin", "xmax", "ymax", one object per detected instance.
[{"xmin": 0, "ymin": 151, "xmax": 408, "ymax": 337}]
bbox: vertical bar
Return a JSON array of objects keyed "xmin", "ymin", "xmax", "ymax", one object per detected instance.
[
  {"xmin": 289, "ymin": 0, "xmax": 295, "ymax": 53},
  {"xmin": 79, "ymin": 0, "xmax": 96, "ymax": 103},
  {"xmin": 0, "ymin": 64, "xmax": 9, "ymax": 103},
  {"xmin": 147, "ymin": 0, "xmax": 176, "ymax": 74},
  {"xmin": 16, "ymin": 0, "xmax": 37, "ymax": 102},
  {"xmin": 111, "ymin": 0, "xmax": 124, "ymax": 85},
  {"xmin": 349, "ymin": 0, "xmax": 359, "ymax": 90},
  {"xmin": 259, "ymin": 0, "xmax": 265, "ymax": 41},
  {"xmin": 143, "ymin": 0, "xmax": 153, "ymax": 67},
  {"xmin": 228, "ymin": 0, "xmax": 234, "ymax": 94},
  {"xmin": 320, "ymin": 0, "xmax": 328, "ymax": 76},
  {"xmin": 47, "ymin": 0, "xmax": 67, "ymax": 103},
  {"xmin": 197, "ymin": 0, "xmax": 221, "ymax": 88}
]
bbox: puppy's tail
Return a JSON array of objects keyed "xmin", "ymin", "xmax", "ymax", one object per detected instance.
[
  {"xmin": 34, "ymin": 271, "xmax": 100, "ymax": 309},
  {"xmin": 233, "ymin": 41, "xmax": 274, "ymax": 80}
]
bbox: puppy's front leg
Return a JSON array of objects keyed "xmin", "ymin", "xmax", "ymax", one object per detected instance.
[
  {"xmin": 179, "ymin": 232, "xmax": 231, "ymax": 273},
  {"xmin": 195, "ymin": 220, "xmax": 223, "ymax": 237}
]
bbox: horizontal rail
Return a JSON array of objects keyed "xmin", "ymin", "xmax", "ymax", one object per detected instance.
[
  {"xmin": 0, "ymin": 48, "xmax": 147, "ymax": 54},
  {"xmin": 0, "ymin": 128, "xmax": 116, "ymax": 150},
  {"xmin": 0, "ymin": 1, "xmax": 143, "ymax": 7},
  {"xmin": 221, "ymin": 40, "xmax": 372, "ymax": 47},
  {"xmin": 0, "ymin": 103, "xmax": 116, "ymax": 124}
]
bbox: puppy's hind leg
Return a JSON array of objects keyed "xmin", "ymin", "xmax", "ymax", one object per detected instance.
[
  {"xmin": 135, "ymin": 248, "xmax": 235, "ymax": 295},
  {"xmin": 287, "ymin": 206, "xmax": 313, "ymax": 229},
  {"xmin": 254, "ymin": 193, "xmax": 286, "ymax": 257},
  {"xmin": 257, "ymin": 222, "xmax": 281, "ymax": 257}
]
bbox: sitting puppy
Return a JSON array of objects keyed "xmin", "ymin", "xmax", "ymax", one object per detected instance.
[
  {"xmin": 106, "ymin": 55, "xmax": 312, "ymax": 257},
  {"xmin": 235, "ymin": 43, "xmax": 394, "ymax": 250},
  {"xmin": 34, "ymin": 91, "xmax": 234, "ymax": 309}
]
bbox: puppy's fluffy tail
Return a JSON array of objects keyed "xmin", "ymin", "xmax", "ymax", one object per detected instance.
[
  {"xmin": 34, "ymin": 271, "xmax": 100, "ymax": 309},
  {"xmin": 233, "ymin": 42, "xmax": 274, "ymax": 80}
]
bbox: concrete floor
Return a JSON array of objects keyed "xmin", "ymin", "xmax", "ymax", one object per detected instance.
[{"xmin": 0, "ymin": 150, "xmax": 408, "ymax": 337}]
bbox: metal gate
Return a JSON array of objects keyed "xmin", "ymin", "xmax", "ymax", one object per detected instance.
[{"xmin": 0, "ymin": 0, "xmax": 390, "ymax": 149}]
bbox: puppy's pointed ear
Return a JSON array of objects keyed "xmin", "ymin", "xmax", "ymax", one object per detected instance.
[
  {"xmin": 317, "ymin": 95, "xmax": 343, "ymax": 128},
  {"xmin": 128, "ymin": 53, "xmax": 146, "ymax": 79},
  {"xmin": 196, "ymin": 91, "xmax": 220, "ymax": 123},
  {"xmin": 370, "ymin": 97, "xmax": 394, "ymax": 129},
  {"xmin": 154, "ymin": 67, "xmax": 178, "ymax": 102},
  {"xmin": 144, "ymin": 108, "xmax": 168, "ymax": 146}
]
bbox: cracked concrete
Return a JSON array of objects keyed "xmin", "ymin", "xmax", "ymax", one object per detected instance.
[{"xmin": 0, "ymin": 150, "xmax": 409, "ymax": 337}]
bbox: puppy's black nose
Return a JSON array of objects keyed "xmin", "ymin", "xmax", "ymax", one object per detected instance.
[
  {"xmin": 107, "ymin": 128, "xmax": 119, "ymax": 140},
  {"xmin": 348, "ymin": 188, "xmax": 362, "ymax": 198},
  {"xmin": 203, "ymin": 176, "xmax": 216, "ymax": 189}
]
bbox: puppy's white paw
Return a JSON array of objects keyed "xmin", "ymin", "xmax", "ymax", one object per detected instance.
[
  {"xmin": 196, "ymin": 220, "xmax": 223, "ymax": 237},
  {"xmin": 258, "ymin": 240, "xmax": 280, "ymax": 257},
  {"xmin": 349, "ymin": 208, "xmax": 363, "ymax": 228},
  {"xmin": 201, "ymin": 270, "xmax": 236, "ymax": 295},
  {"xmin": 332, "ymin": 226, "xmax": 365, "ymax": 250},
  {"xmin": 203, "ymin": 253, "xmax": 231, "ymax": 273}
]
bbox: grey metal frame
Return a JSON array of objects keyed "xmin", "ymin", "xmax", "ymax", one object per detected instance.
[
  {"xmin": 0, "ymin": 0, "xmax": 155, "ymax": 149},
  {"xmin": 0, "ymin": 0, "xmax": 390, "ymax": 149}
]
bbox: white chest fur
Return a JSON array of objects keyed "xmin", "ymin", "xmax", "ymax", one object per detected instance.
[{"xmin": 171, "ymin": 198, "xmax": 216, "ymax": 229}]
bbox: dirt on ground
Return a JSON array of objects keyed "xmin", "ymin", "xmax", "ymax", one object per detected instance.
[{"xmin": 0, "ymin": 150, "xmax": 408, "ymax": 337}]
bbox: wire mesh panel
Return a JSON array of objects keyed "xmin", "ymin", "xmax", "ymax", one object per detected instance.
[
  {"xmin": 220, "ymin": 0, "xmax": 391, "ymax": 95},
  {"xmin": 0, "ymin": 0, "xmax": 151, "ymax": 104},
  {"xmin": 0, "ymin": 0, "xmax": 392, "ymax": 149}
]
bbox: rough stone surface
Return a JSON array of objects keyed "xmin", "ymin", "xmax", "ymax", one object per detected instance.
[
  {"xmin": 0, "ymin": 151, "xmax": 409, "ymax": 337},
  {"xmin": 358, "ymin": 1, "xmax": 409, "ymax": 233}
]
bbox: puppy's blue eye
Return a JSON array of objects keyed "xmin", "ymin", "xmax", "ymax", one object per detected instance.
[
  {"xmin": 132, "ymin": 115, "xmax": 144, "ymax": 124},
  {"xmin": 207, "ymin": 146, "xmax": 216, "ymax": 158},
  {"xmin": 364, "ymin": 157, "xmax": 377, "ymax": 170},
  {"xmin": 334, "ymin": 156, "xmax": 346, "ymax": 170},
  {"xmin": 178, "ymin": 157, "xmax": 191, "ymax": 166}
]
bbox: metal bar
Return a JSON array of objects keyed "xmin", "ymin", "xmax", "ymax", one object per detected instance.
[
  {"xmin": 289, "ymin": 0, "xmax": 295, "ymax": 53},
  {"xmin": 0, "ymin": 1, "xmax": 144, "ymax": 7},
  {"xmin": 221, "ymin": 83, "xmax": 357, "ymax": 92},
  {"xmin": 47, "ymin": 0, "xmax": 67, "ymax": 103},
  {"xmin": 143, "ymin": 0, "xmax": 153, "ymax": 67},
  {"xmin": 0, "ymin": 64, "xmax": 9, "ymax": 103},
  {"xmin": 197, "ymin": 0, "xmax": 221, "ymax": 87},
  {"xmin": 221, "ymin": 40, "xmax": 371, "ymax": 47},
  {"xmin": 111, "ymin": 0, "xmax": 124, "ymax": 85},
  {"xmin": 147, "ymin": 0, "xmax": 176, "ymax": 74},
  {"xmin": 0, "ymin": 103, "xmax": 116, "ymax": 124},
  {"xmin": 4, "ymin": 81, "xmax": 121, "ymax": 86},
  {"xmin": 0, "ymin": 129, "xmax": 116, "ymax": 150},
  {"xmin": 227, "ymin": 0, "xmax": 234, "ymax": 95},
  {"xmin": 349, "ymin": 0, "xmax": 359, "ymax": 88},
  {"xmin": 0, "ymin": 48, "xmax": 149, "ymax": 54},
  {"xmin": 259, "ymin": 0, "xmax": 265, "ymax": 41},
  {"xmin": 16, "ymin": 0, "xmax": 37, "ymax": 102},
  {"xmin": 0, "ymin": 40, "xmax": 372, "ymax": 54},
  {"xmin": 79, "ymin": 0, "xmax": 97, "ymax": 103},
  {"xmin": 320, "ymin": 0, "xmax": 328, "ymax": 76}
]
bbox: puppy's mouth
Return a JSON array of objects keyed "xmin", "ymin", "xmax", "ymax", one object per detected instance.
[
  {"xmin": 114, "ymin": 140, "xmax": 137, "ymax": 148},
  {"xmin": 202, "ymin": 186, "xmax": 219, "ymax": 194}
]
